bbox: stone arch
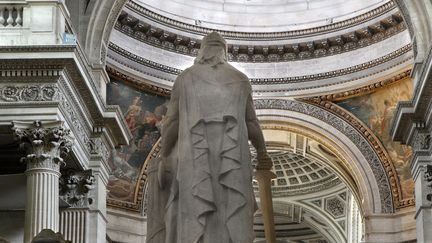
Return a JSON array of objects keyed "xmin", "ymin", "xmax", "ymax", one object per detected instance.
[
  {"xmin": 85, "ymin": 0, "xmax": 127, "ymax": 65},
  {"xmin": 272, "ymin": 200, "xmax": 346, "ymax": 243},
  {"xmin": 394, "ymin": 0, "xmax": 432, "ymax": 60},
  {"xmin": 254, "ymin": 99, "xmax": 398, "ymax": 214},
  {"xmin": 64, "ymin": 0, "xmax": 127, "ymax": 66}
]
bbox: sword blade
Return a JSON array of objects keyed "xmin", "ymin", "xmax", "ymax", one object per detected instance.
[{"xmin": 255, "ymin": 170, "xmax": 277, "ymax": 243}]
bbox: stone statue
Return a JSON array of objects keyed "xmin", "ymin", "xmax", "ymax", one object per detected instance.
[
  {"xmin": 148, "ymin": 32, "xmax": 271, "ymax": 243},
  {"xmin": 31, "ymin": 229, "xmax": 70, "ymax": 243}
]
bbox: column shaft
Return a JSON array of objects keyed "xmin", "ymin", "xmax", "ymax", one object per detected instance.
[{"xmin": 24, "ymin": 170, "xmax": 60, "ymax": 242}]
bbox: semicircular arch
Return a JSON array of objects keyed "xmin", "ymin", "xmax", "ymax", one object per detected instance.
[{"xmin": 254, "ymin": 98, "xmax": 396, "ymax": 214}]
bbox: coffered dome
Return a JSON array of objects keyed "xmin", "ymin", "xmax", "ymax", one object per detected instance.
[{"xmin": 252, "ymin": 149, "xmax": 341, "ymax": 197}]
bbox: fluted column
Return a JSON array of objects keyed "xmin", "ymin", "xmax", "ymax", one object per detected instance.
[{"xmin": 12, "ymin": 121, "xmax": 72, "ymax": 243}]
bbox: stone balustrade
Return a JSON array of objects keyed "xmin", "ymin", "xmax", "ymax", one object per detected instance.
[
  {"xmin": 0, "ymin": 1, "xmax": 70, "ymax": 45},
  {"xmin": 0, "ymin": 5, "xmax": 23, "ymax": 28}
]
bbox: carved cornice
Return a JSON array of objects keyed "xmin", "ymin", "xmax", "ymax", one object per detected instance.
[
  {"xmin": 108, "ymin": 42, "xmax": 413, "ymax": 85},
  {"xmin": 253, "ymin": 99, "xmax": 395, "ymax": 212},
  {"xmin": 115, "ymin": 10, "xmax": 406, "ymax": 63},
  {"xmin": 0, "ymin": 57, "xmax": 131, "ymax": 149},
  {"xmin": 391, "ymin": 48, "xmax": 432, "ymax": 144},
  {"xmin": 300, "ymin": 99, "xmax": 414, "ymax": 209},
  {"xmin": 0, "ymin": 45, "xmax": 76, "ymax": 53},
  {"xmin": 310, "ymin": 69, "xmax": 412, "ymax": 101},
  {"xmin": 106, "ymin": 66, "xmax": 170, "ymax": 97},
  {"xmin": 126, "ymin": 0, "xmax": 397, "ymax": 40}
]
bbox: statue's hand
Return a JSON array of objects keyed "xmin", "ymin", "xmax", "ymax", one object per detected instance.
[{"xmin": 256, "ymin": 153, "xmax": 272, "ymax": 170}]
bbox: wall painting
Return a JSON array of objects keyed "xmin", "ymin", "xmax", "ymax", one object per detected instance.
[
  {"xmin": 106, "ymin": 80, "xmax": 168, "ymax": 203},
  {"xmin": 337, "ymin": 78, "xmax": 414, "ymax": 199}
]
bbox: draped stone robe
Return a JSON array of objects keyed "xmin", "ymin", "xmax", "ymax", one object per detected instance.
[{"xmin": 162, "ymin": 63, "xmax": 257, "ymax": 243}]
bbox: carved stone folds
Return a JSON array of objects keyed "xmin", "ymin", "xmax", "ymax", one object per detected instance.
[
  {"xmin": 12, "ymin": 120, "xmax": 73, "ymax": 172},
  {"xmin": 60, "ymin": 169, "xmax": 95, "ymax": 208}
]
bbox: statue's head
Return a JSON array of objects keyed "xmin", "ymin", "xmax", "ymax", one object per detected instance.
[{"xmin": 194, "ymin": 32, "xmax": 227, "ymax": 67}]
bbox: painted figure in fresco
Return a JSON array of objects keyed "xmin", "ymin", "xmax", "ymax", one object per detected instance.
[
  {"xmin": 147, "ymin": 32, "xmax": 271, "ymax": 243},
  {"xmin": 124, "ymin": 96, "xmax": 143, "ymax": 135},
  {"xmin": 107, "ymin": 83, "xmax": 168, "ymax": 203}
]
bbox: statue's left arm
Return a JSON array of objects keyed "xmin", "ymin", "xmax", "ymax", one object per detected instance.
[
  {"xmin": 160, "ymin": 80, "xmax": 180, "ymax": 157},
  {"xmin": 245, "ymin": 93, "xmax": 272, "ymax": 170},
  {"xmin": 158, "ymin": 79, "xmax": 180, "ymax": 188}
]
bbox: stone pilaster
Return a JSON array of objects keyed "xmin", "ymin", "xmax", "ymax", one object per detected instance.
[
  {"xmin": 12, "ymin": 121, "xmax": 72, "ymax": 243},
  {"xmin": 58, "ymin": 169, "xmax": 95, "ymax": 243},
  {"xmin": 87, "ymin": 138, "xmax": 110, "ymax": 243},
  {"xmin": 412, "ymin": 159, "xmax": 432, "ymax": 242}
]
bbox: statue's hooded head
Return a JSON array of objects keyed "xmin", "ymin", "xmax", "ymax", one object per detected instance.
[{"xmin": 194, "ymin": 32, "xmax": 227, "ymax": 68}]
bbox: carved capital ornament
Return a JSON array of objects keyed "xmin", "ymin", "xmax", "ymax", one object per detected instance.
[{"xmin": 12, "ymin": 120, "xmax": 73, "ymax": 172}]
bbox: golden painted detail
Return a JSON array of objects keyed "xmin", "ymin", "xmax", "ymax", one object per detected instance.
[
  {"xmin": 301, "ymin": 99, "xmax": 413, "ymax": 209},
  {"xmin": 107, "ymin": 138, "xmax": 161, "ymax": 212},
  {"xmin": 305, "ymin": 69, "xmax": 412, "ymax": 102},
  {"xmin": 106, "ymin": 66, "xmax": 171, "ymax": 97}
]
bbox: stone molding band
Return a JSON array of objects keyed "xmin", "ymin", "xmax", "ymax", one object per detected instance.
[
  {"xmin": 108, "ymin": 42, "xmax": 412, "ymax": 85},
  {"xmin": 116, "ymin": 11, "xmax": 405, "ymax": 63},
  {"xmin": 126, "ymin": 0, "xmax": 396, "ymax": 40}
]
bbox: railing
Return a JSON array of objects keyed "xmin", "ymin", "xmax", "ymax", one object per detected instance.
[{"xmin": 0, "ymin": 5, "xmax": 23, "ymax": 27}]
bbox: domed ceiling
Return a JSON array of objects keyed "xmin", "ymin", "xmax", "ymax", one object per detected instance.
[
  {"xmin": 251, "ymin": 149, "xmax": 340, "ymax": 197},
  {"xmin": 107, "ymin": 0, "xmax": 413, "ymax": 97}
]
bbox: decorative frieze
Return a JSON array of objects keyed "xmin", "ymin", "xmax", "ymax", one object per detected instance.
[
  {"xmin": 0, "ymin": 84, "xmax": 59, "ymax": 102},
  {"xmin": 60, "ymin": 169, "xmax": 95, "ymax": 208}
]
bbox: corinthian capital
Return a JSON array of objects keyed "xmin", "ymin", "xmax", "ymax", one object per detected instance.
[
  {"xmin": 12, "ymin": 120, "xmax": 73, "ymax": 171},
  {"xmin": 60, "ymin": 169, "xmax": 95, "ymax": 208}
]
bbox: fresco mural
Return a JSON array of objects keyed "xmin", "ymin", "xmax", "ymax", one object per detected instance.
[
  {"xmin": 106, "ymin": 80, "xmax": 169, "ymax": 202},
  {"xmin": 337, "ymin": 79, "xmax": 414, "ymax": 199}
]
